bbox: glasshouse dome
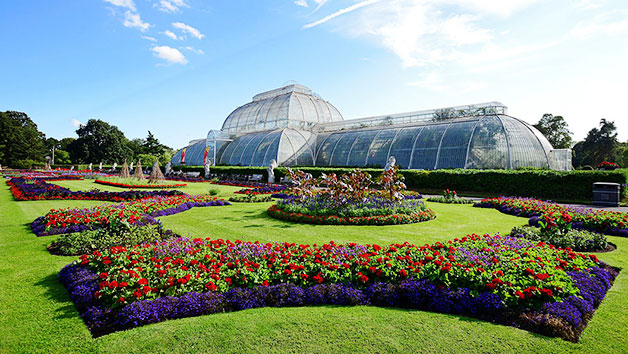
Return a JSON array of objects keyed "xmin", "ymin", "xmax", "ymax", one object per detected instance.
[
  {"xmin": 171, "ymin": 84, "xmax": 572, "ymax": 170},
  {"xmin": 221, "ymin": 84, "xmax": 343, "ymax": 134}
]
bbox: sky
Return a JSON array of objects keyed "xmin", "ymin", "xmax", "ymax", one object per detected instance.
[{"xmin": 1, "ymin": 0, "xmax": 627, "ymax": 149}]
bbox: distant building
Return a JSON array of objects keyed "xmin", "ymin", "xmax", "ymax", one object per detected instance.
[{"xmin": 171, "ymin": 84, "xmax": 572, "ymax": 170}]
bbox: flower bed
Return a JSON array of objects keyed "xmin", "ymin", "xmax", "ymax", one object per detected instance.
[
  {"xmin": 212, "ymin": 180, "xmax": 281, "ymax": 188},
  {"xmin": 31, "ymin": 195, "xmax": 230, "ymax": 236},
  {"xmin": 474, "ymin": 197, "xmax": 628, "ymax": 237},
  {"xmin": 165, "ymin": 176, "xmax": 211, "ymax": 183},
  {"xmin": 48, "ymin": 223, "xmax": 182, "ymax": 256},
  {"xmin": 427, "ymin": 189, "xmax": 473, "ymax": 204},
  {"xmin": 60, "ymin": 234, "xmax": 617, "ymax": 340},
  {"xmin": 268, "ymin": 193, "xmax": 434, "ymax": 226},
  {"xmin": 7, "ymin": 177, "xmax": 184, "ymax": 202},
  {"xmin": 268, "ymin": 202, "xmax": 435, "ymax": 226},
  {"xmin": 234, "ymin": 185, "xmax": 288, "ymax": 195},
  {"xmin": 510, "ymin": 226, "xmax": 609, "ymax": 252},
  {"xmin": 228, "ymin": 195, "xmax": 273, "ymax": 203},
  {"xmin": 95, "ymin": 179, "xmax": 187, "ymax": 189}
]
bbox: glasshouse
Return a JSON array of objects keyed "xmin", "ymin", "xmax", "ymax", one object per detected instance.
[{"xmin": 171, "ymin": 84, "xmax": 572, "ymax": 170}]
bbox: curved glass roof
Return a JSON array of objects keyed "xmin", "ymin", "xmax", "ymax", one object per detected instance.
[
  {"xmin": 217, "ymin": 128, "xmax": 314, "ymax": 166},
  {"xmin": 314, "ymin": 115, "xmax": 553, "ymax": 169},
  {"xmin": 171, "ymin": 139, "xmax": 207, "ymax": 166},
  {"xmin": 221, "ymin": 84, "xmax": 343, "ymax": 134}
]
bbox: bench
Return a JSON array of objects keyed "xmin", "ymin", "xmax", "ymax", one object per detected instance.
[{"xmin": 185, "ymin": 172, "xmax": 201, "ymax": 177}]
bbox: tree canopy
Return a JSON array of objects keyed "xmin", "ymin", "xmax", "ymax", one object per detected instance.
[
  {"xmin": 0, "ymin": 111, "xmax": 47, "ymax": 168},
  {"xmin": 68, "ymin": 119, "xmax": 132, "ymax": 163},
  {"xmin": 572, "ymin": 119, "xmax": 618, "ymax": 167},
  {"xmin": 533, "ymin": 114, "xmax": 573, "ymax": 149}
]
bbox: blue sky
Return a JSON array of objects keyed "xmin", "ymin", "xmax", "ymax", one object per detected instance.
[{"xmin": 1, "ymin": 0, "xmax": 627, "ymax": 149}]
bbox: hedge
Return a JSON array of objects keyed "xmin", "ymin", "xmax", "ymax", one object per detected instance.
[{"xmin": 175, "ymin": 166, "xmax": 628, "ymax": 202}]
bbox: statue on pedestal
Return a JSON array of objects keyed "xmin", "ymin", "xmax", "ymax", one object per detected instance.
[
  {"xmin": 112, "ymin": 162, "xmax": 117, "ymax": 171},
  {"xmin": 204, "ymin": 160, "xmax": 212, "ymax": 179},
  {"xmin": 384, "ymin": 156, "xmax": 396, "ymax": 171},
  {"xmin": 98, "ymin": 162, "xmax": 103, "ymax": 170},
  {"xmin": 88, "ymin": 163, "xmax": 92, "ymax": 171},
  {"xmin": 165, "ymin": 161, "xmax": 172, "ymax": 176},
  {"xmin": 267, "ymin": 159, "xmax": 278, "ymax": 184}
]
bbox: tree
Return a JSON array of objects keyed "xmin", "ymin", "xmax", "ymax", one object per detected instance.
[
  {"xmin": 58, "ymin": 137, "xmax": 75, "ymax": 151},
  {"xmin": 67, "ymin": 119, "xmax": 132, "ymax": 164},
  {"xmin": 0, "ymin": 111, "xmax": 47, "ymax": 168},
  {"xmin": 533, "ymin": 114, "xmax": 573, "ymax": 149},
  {"xmin": 143, "ymin": 131, "xmax": 165, "ymax": 156},
  {"xmin": 128, "ymin": 138, "xmax": 145, "ymax": 157},
  {"xmin": 572, "ymin": 119, "xmax": 618, "ymax": 167},
  {"xmin": 54, "ymin": 150, "xmax": 72, "ymax": 164},
  {"xmin": 614, "ymin": 143, "xmax": 628, "ymax": 168}
]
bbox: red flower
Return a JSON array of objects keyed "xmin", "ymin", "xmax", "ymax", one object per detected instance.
[{"xmin": 540, "ymin": 288, "xmax": 553, "ymax": 297}]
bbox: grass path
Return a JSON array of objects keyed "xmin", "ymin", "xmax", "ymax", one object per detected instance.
[{"xmin": 0, "ymin": 180, "xmax": 627, "ymax": 353}]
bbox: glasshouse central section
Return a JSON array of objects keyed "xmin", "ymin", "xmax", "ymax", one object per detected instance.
[{"xmin": 171, "ymin": 84, "xmax": 571, "ymax": 170}]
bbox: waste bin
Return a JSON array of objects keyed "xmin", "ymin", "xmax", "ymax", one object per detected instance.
[{"xmin": 592, "ymin": 182, "xmax": 620, "ymax": 207}]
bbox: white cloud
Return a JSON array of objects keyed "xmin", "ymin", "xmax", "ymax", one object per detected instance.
[
  {"xmin": 104, "ymin": 0, "xmax": 136, "ymax": 11},
  {"xmin": 295, "ymin": 0, "xmax": 328, "ymax": 12},
  {"xmin": 141, "ymin": 35, "xmax": 157, "ymax": 42},
  {"xmin": 71, "ymin": 119, "xmax": 84, "ymax": 128},
  {"xmin": 295, "ymin": 0, "xmax": 308, "ymax": 7},
  {"xmin": 181, "ymin": 46, "xmax": 205, "ymax": 55},
  {"xmin": 154, "ymin": 0, "xmax": 189, "ymax": 13},
  {"xmin": 152, "ymin": 45, "xmax": 188, "ymax": 64},
  {"xmin": 172, "ymin": 22, "xmax": 205, "ymax": 39},
  {"xmin": 163, "ymin": 30, "xmax": 178, "ymax": 40},
  {"xmin": 123, "ymin": 11, "xmax": 150, "ymax": 32},
  {"xmin": 303, "ymin": 0, "xmax": 379, "ymax": 29}
]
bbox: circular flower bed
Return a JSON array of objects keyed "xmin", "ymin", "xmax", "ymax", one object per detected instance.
[
  {"xmin": 229, "ymin": 195, "xmax": 273, "ymax": 203},
  {"xmin": 267, "ymin": 196, "xmax": 435, "ymax": 225},
  {"xmin": 95, "ymin": 179, "xmax": 186, "ymax": 189}
]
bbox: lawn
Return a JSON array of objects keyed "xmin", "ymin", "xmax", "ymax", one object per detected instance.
[{"xmin": 1, "ymin": 180, "xmax": 627, "ymax": 353}]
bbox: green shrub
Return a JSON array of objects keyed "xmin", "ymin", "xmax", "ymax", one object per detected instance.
[
  {"xmin": 47, "ymin": 223, "xmax": 179, "ymax": 256},
  {"xmin": 228, "ymin": 195, "xmax": 272, "ymax": 203},
  {"xmin": 426, "ymin": 196, "xmax": 473, "ymax": 204},
  {"xmin": 208, "ymin": 187, "xmax": 220, "ymax": 196},
  {"xmin": 509, "ymin": 226, "xmax": 608, "ymax": 252}
]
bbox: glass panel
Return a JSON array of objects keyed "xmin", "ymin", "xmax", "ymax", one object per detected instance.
[
  {"xmin": 228, "ymin": 135, "xmax": 255, "ymax": 165},
  {"xmin": 435, "ymin": 121, "xmax": 477, "ymax": 169},
  {"xmin": 410, "ymin": 125, "xmax": 447, "ymax": 169},
  {"xmin": 347, "ymin": 130, "xmax": 379, "ymax": 166},
  {"xmin": 219, "ymin": 138, "xmax": 240, "ymax": 165},
  {"xmin": 315, "ymin": 133, "xmax": 342, "ymax": 166},
  {"xmin": 171, "ymin": 149, "xmax": 183, "ymax": 166},
  {"xmin": 366, "ymin": 129, "xmax": 398, "ymax": 168},
  {"xmin": 239, "ymin": 134, "xmax": 267, "ymax": 166},
  {"xmin": 251, "ymin": 132, "xmax": 279, "ymax": 166},
  {"xmin": 284, "ymin": 129, "xmax": 313, "ymax": 166},
  {"xmin": 262, "ymin": 134, "xmax": 281, "ymax": 166},
  {"xmin": 388, "ymin": 127, "xmax": 422, "ymax": 169},
  {"xmin": 501, "ymin": 116, "xmax": 549, "ymax": 168},
  {"xmin": 466, "ymin": 116, "xmax": 508, "ymax": 169},
  {"xmin": 330, "ymin": 132, "xmax": 360, "ymax": 166}
]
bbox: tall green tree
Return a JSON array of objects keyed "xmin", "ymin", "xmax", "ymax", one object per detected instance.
[
  {"xmin": 67, "ymin": 119, "xmax": 132, "ymax": 164},
  {"xmin": 533, "ymin": 114, "xmax": 573, "ymax": 149},
  {"xmin": 572, "ymin": 119, "xmax": 618, "ymax": 167},
  {"xmin": 0, "ymin": 111, "xmax": 47, "ymax": 168},
  {"xmin": 143, "ymin": 131, "xmax": 165, "ymax": 156}
]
